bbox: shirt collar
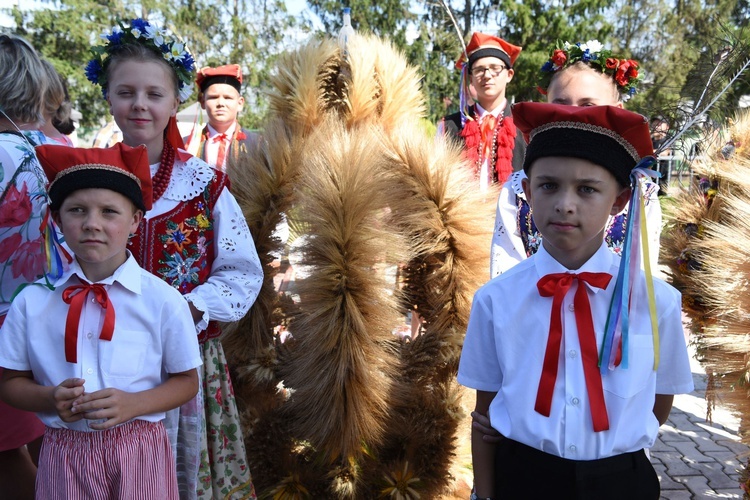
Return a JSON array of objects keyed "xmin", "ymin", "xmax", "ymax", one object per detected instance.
[
  {"xmin": 54, "ymin": 252, "xmax": 142, "ymax": 295},
  {"xmin": 475, "ymin": 100, "xmax": 506, "ymax": 119},
  {"xmin": 207, "ymin": 122, "xmax": 237, "ymax": 139},
  {"xmin": 534, "ymin": 242, "xmax": 614, "ymax": 281}
]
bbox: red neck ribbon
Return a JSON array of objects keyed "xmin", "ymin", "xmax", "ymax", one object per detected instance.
[
  {"xmin": 536, "ymin": 272, "xmax": 612, "ymax": 432},
  {"xmin": 62, "ymin": 281, "xmax": 115, "ymax": 363},
  {"xmin": 479, "ymin": 114, "xmax": 496, "ymax": 159}
]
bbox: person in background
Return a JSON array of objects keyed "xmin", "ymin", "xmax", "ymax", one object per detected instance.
[
  {"xmin": 190, "ymin": 64, "xmax": 257, "ymax": 171},
  {"xmin": 40, "ymin": 60, "xmax": 75, "ymax": 147},
  {"xmin": 650, "ymin": 116, "xmax": 671, "ymax": 195},
  {"xmin": 438, "ymin": 32, "xmax": 525, "ymax": 191},
  {"xmin": 490, "ymin": 41, "xmax": 661, "ymax": 278},
  {"xmin": 0, "ymin": 33, "xmax": 52, "ymax": 500}
]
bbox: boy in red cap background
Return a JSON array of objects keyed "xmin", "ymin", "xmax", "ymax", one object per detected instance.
[
  {"xmin": 193, "ymin": 64, "xmax": 257, "ymax": 171},
  {"xmin": 439, "ymin": 32, "xmax": 526, "ymax": 191},
  {"xmin": 458, "ymin": 103, "xmax": 693, "ymax": 499},
  {"xmin": 0, "ymin": 144, "xmax": 202, "ymax": 498}
]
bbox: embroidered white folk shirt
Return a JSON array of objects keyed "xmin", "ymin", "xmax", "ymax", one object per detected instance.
[
  {"xmin": 490, "ymin": 171, "xmax": 663, "ymax": 277},
  {"xmin": 0, "ymin": 254, "xmax": 202, "ymax": 431},
  {"xmin": 147, "ymin": 154, "xmax": 263, "ymax": 332},
  {"xmin": 458, "ymin": 243, "xmax": 694, "ymax": 460}
]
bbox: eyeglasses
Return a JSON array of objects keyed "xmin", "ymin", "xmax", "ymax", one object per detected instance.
[{"xmin": 471, "ymin": 65, "xmax": 507, "ymax": 78}]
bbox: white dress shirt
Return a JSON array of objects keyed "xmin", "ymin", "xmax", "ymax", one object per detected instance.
[
  {"xmin": 459, "ymin": 242, "xmax": 694, "ymax": 460},
  {"xmin": 203, "ymin": 122, "xmax": 237, "ymax": 170},
  {"xmin": 0, "ymin": 254, "xmax": 202, "ymax": 431}
]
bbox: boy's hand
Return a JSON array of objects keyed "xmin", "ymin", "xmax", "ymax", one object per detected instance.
[
  {"xmin": 471, "ymin": 410, "xmax": 504, "ymax": 443},
  {"xmin": 71, "ymin": 388, "xmax": 137, "ymax": 430},
  {"xmin": 52, "ymin": 378, "xmax": 86, "ymax": 423}
]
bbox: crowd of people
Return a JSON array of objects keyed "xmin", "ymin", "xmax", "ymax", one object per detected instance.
[{"xmin": 0, "ymin": 19, "xmax": 695, "ymax": 500}]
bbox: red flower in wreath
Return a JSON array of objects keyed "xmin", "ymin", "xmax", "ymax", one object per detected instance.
[
  {"xmin": 0, "ymin": 183, "xmax": 32, "ymax": 228},
  {"xmin": 615, "ymin": 60, "xmax": 632, "ymax": 87},
  {"xmin": 605, "ymin": 58, "xmax": 619, "ymax": 69},
  {"xmin": 551, "ymin": 49, "xmax": 567, "ymax": 67},
  {"xmin": 626, "ymin": 59, "xmax": 639, "ymax": 78}
]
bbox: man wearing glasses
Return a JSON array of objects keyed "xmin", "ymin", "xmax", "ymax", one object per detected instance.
[{"xmin": 440, "ymin": 33, "xmax": 525, "ymax": 190}]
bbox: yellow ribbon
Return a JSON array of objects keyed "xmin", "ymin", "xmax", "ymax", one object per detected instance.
[{"xmin": 638, "ymin": 181, "xmax": 660, "ymax": 371}]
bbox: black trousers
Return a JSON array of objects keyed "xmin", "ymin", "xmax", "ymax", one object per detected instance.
[{"xmin": 495, "ymin": 439, "xmax": 660, "ymax": 500}]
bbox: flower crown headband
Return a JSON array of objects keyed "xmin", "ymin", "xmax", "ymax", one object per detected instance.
[
  {"xmin": 85, "ymin": 18, "xmax": 195, "ymax": 103},
  {"xmin": 538, "ymin": 40, "xmax": 641, "ymax": 100}
]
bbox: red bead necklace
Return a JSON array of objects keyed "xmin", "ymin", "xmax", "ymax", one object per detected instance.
[{"xmin": 152, "ymin": 137, "xmax": 176, "ymax": 202}]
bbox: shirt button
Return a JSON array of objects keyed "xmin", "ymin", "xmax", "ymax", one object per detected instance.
[
  {"xmin": 568, "ymin": 350, "xmax": 577, "ymax": 358},
  {"xmin": 92, "ymin": 298, "xmax": 97, "ymax": 303},
  {"xmin": 86, "ymin": 332, "xmax": 93, "ymax": 339},
  {"xmin": 86, "ymin": 368, "xmax": 93, "ymax": 374},
  {"xmin": 569, "ymin": 445, "xmax": 577, "ymax": 453},
  {"xmin": 571, "ymin": 397, "xmax": 580, "ymax": 406},
  {"xmin": 568, "ymin": 304, "xmax": 575, "ymax": 312}
]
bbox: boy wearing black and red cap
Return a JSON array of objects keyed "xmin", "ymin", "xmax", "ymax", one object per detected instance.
[
  {"xmin": 458, "ymin": 103, "xmax": 693, "ymax": 500},
  {"xmin": 194, "ymin": 64, "xmax": 257, "ymax": 171},
  {"xmin": 440, "ymin": 32, "xmax": 526, "ymax": 190},
  {"xmin": 0, "ymin": 144, "xmax": 201, "ymax": 498}
]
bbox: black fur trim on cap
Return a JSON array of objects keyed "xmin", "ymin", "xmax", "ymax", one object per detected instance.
[
  {"xmin": 49, "ymin": 168, "xmax": 146, "ymax": 212},
  {"xmin": 468, "ymin": 47, "xmax": 512, "ymax": 70},
  {"xmin": 199, "ymin": 75, "xmax": 242, "ymax": 93},
  {"xmin": 522, "ymin": 128, "xmax": 636, "ymax": 187}
]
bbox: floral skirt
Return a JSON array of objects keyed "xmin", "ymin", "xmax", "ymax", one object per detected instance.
[
  {"xmin": 197, "ymin": 338, "xmax": 256, "ymax": 500},
  {"xmin": 167, "ymin": 338, "xmax": 256, "ymax": 500}
]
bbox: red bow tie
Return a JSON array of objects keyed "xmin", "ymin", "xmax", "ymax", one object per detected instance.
[
  {"xmin": 212, "ymin": 133, "xmax": 228, "ymax": 143},
  {"xmin": 62, "ymin": 281, "xmax": 115, "ymax": 363},
  {"xmin": 536, "ymin": 272, "xmax": 612, "ymax": 432}
]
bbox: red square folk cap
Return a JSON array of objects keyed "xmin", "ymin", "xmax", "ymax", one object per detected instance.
[
  {"xmin": 512, "ymin": 102, "xmax": 654, "ymax": 186},
  {"xmin": 36, "ymin": 143, "xmax": 153, "ymax": 212},
  {"xmin": 456, "ymin": 32, "xmax": 522, "ymax": 71},
  {"xmin": 196, "ymin": 64, "xmax": 243, "ymax": 92}
]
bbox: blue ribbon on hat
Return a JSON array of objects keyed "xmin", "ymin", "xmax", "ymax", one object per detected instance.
[{"xmin": 600, "ymin": 157, "xmax": 661, "ymax": 373}]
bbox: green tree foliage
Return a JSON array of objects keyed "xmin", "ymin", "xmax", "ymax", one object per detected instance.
[
  {"xmin": 10, "ymin": 0, "xmax": 131, "ymax": 128},
  {"xmin": 7, "ymin": 0, "xmax": 305, "ymax": 130},
  {"xmin": 5, "ymin": 0, "xmax": 748, "ymax": 130}
]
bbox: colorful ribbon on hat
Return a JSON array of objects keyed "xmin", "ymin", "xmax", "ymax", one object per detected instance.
[
  {"xmin": 459, "ymin": 65, "xmax": 472, "ymax": 128},
  {"xmin": 62, "ymin": 281, "xmax": 115, "ymax": 363},
  {"xmin": 599, "ymin": 158, "xmax": 661, "ymax": 373},
  {"xmin": 40, "ymin": 208, "xmax": 72, "ymax": 281}
]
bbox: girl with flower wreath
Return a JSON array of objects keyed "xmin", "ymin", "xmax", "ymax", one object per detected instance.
[
  {"xmin": 0, "ymin": 33, "xmax": 57, "ymax": 500},
  {"xmin": 489, "ymin": 40, "xmax": 662, "ymax": 279},
  {"xmin": 85, "ymin": 19, "xmax": 262, "ymax": 500}
]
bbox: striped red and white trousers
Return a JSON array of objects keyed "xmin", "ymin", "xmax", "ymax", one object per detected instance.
[{"xmin": 36, "ymin": 419, "xmax": 177, "ymax": 500}]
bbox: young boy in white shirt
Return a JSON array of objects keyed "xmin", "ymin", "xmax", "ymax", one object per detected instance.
[
  {"xmin": 458, "ymin": 103, "xmax": 693, "ymax": 500},
  {"xmin": 0, "ymin": 143, "xmax": 202, "ymax": 498}
]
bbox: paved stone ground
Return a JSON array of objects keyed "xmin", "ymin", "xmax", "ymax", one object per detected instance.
[{"xmin": 653, "ymin": 347, "xmax": 749, "ymax": 499}]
